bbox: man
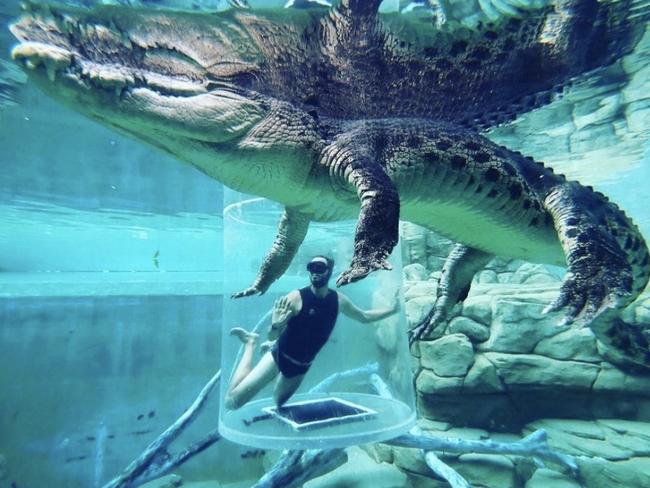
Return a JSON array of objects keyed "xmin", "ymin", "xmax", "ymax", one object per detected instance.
[{"xmin": 225, "ymin": 255, "xmax": 399, "ymax": 410}]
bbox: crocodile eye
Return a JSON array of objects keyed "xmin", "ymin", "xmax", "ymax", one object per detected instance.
[
  {"xmin": 207, "ymin": 72, "xmax": 256, "ymax": 91},
  {"xmin": 208, "ymin": 61, "xmax": 259, "ymax": 89}
]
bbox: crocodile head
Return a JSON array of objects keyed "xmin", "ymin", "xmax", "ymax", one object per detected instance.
[{"xmin": 9, "ymin": 3, "xmax": 276, "ymax": 159}]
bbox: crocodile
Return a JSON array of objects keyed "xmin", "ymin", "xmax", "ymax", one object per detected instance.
[{"xmin": 9, "ymin": 0, "xmax": 650, "ymax": 369}]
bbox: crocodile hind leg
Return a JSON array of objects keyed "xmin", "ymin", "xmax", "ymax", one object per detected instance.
[
  {"xmin": 542, "ymin": 182, "xmax": 634, "ymax": 324},
  {"xmin": 409, "ymin": 243, "xmax": 492, "ymax": 344},
  {"xmin": 231, "ymin": 207, "xmax": 310, "ymax": 298}
]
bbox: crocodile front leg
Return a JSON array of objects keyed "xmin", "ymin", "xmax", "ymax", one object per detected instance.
[
  {"xmin": 409, "ymin": 243, "xmax": 493, "ymax": 344},
  {"xmin": 542, "ymin": 182, "xmax": 633, "ymax": 324},
  {"xmin": 322, "ymin": 143, "xmax": 400, "ymax": 286},
  {"xmin": 232, "ymin": 207, "xmax": 310, "ymax": 298}
]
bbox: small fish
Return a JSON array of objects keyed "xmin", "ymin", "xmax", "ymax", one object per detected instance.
[
  {"xmin": 148, "ymin": 410, "xmax": 155, "ymax": 418},
  {"xmin": 64, "ymin": 455, "xmax": 88, "ymax": 463},
  {"xmin": 65, "ymin": 456, "xmax": 88, "ymax": 463},
  {"xmin": 85, "ymin": 436, "xmax": 96, "ymax": 441},
  {"xmin": 137, "ymin": 414, "xmax": 144, "ymax": 421},
  {"xmin": 130, "ymin": 430, "xmax": 153, "ymax": 436},
  {"xmin": 153, "ymin": 250, "xmax": 160, "ymax": 269}
]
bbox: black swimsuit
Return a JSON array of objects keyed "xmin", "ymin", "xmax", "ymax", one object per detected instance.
[{"xmin": 272, "ymin": 287, "xmax": 339, "ymax": 378}]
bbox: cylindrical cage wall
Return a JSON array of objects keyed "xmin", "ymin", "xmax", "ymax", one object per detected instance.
[{"xmin": 218, "ymin": 191, "xmax": 415, "ymax": 449}]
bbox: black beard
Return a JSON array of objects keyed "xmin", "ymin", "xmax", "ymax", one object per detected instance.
[{"xmin": 310, "ymin": 274, "xmax": 330, "ymax": 288}]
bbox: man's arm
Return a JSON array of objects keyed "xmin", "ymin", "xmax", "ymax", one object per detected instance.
[
  {"xmin": 338, "ymin": 292, "xmax": 399, "ymax": 324},
  {"xmin": 267, "ymin": 290, "xmax": 300, "ymax": 341}
]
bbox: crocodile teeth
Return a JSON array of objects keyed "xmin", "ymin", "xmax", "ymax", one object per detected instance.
[
  {"xmin": 11, "ymin": 42, "xmax": 73, "ymax": 78},
  {"xmin": 82, "ymin": 63, "xmax": 134, "ymax": 92}
]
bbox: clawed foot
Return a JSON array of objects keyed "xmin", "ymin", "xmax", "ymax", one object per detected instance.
[
  {"xmin": 336, "ymin": 258, "xmax": 392, "ymax": 287},
  {"xmin": 231, "ymin": 286, "xmax": 263, "ymax": 299},
  {"xmin": 408, "ymin": 307, "xmax": 444, "ymax": 346},
  {"xmin": 230, "ymin": 327, "xmax": 259, "ymax": 344},
  {"xmin": 408, "ymin": 322, "xmax": 429, "ymax": 347},
  {"xmin": 543, "ymin": 256, "xmax": 632, "ymax": 326},
  {"xmin": 541, "ymin": 185, "xmax": 636, "ymax": 326}
]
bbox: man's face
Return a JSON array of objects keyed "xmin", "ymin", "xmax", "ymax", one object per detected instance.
[{"xmin": 308, "ymin": 263, "xmax": 331, "ymax": 288}]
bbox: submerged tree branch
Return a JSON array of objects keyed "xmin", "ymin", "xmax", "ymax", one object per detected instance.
[
  {"xmin": 101, "ymin": 370, "xmax": 222, "ymax": 488},
  {"xmin": 247, "ymin": 425, "xmax": 577, "ymax": 488},
  {"xmin": 386, "ymin": 429, "xmax": 578, "ymax": 474},
  {"xmin": 155, "ymin": 429, "xmax": 222, "ymax": 474},
  {"xmin": 410, "ymin": 426, "xmax": 470, "ymax": 488},
  {"xmin": 251, "ymin": 449, "xmax": 348, "ymax": 488},
  {"xmin": 423, "ymin": 451, "xmax": 471, "ymax": 488}
]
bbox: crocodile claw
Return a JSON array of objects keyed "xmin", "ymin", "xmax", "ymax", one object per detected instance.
[
  {"xmin": 543, "ymin": 256, "xmax": 632, "ymax": 326},
  {"xmin": 231, "ymin": 286, "xmax": 263, "ymax": 299},
  {"xmin": 541, "ymin": 184, "xmax": 637, "ymax": 327},
  {"xmin": 408, "ymin": 306, "xmax": 445, "ymax": 346},
  {"xmin": 408, "ymin": 323, "xmax": 428, "ymax": 346},
  {"xmin": 336, "ymin": 258, "xmax": 392, "ymax": 287}
]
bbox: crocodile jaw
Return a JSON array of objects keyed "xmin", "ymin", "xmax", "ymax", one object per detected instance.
[{"xmin": 9, "ymin": 5, "xmax": 268, "ymax": 149}]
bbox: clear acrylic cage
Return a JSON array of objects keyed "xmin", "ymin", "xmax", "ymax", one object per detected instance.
[{"xmin": 218, "ymin": 190, "xmax": 416, "ymax": 449}]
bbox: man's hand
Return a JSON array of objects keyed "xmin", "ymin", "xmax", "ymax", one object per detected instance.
[
  {"xmin": 272, "ymin": 296, "xmax": 293, "ymax": 326},
  {"xmin": 268, "ymin": 294, "xmax": 296, "ymax": 340}
]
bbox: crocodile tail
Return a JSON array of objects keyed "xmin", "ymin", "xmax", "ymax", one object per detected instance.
[{"xmin": 590, "ymin": 310, "xmax": 650, "ymax": 373}]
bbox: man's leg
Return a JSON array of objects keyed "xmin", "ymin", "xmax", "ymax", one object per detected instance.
[
  {"xmin": 273, "ymin": 373, "xmax": 306, "ymax": 408},
  {"xmin": 228, "ymin": 327, "xmax": 260, "ymax": 391},
  {"xmin": 226, "ymin": 328, "xmax": 279, "ymax": 410}
]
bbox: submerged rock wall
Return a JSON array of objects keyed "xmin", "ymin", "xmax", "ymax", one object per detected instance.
[
  {"xmin": 386, "ymin": 224, "xmax": 650, "ymax": 487},
  {"xmin": 411, "ymin": 282, "xmax": 650, "ymax": 429}
]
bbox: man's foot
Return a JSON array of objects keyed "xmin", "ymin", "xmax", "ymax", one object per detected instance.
[{"xmin": 230, "ymin": 327, "xmax": 259, "ymax": 344}]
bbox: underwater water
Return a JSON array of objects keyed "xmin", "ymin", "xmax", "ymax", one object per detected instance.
[{"xmin": 1, "ymin": 0, "xmax": 650, "ymax": 487}]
